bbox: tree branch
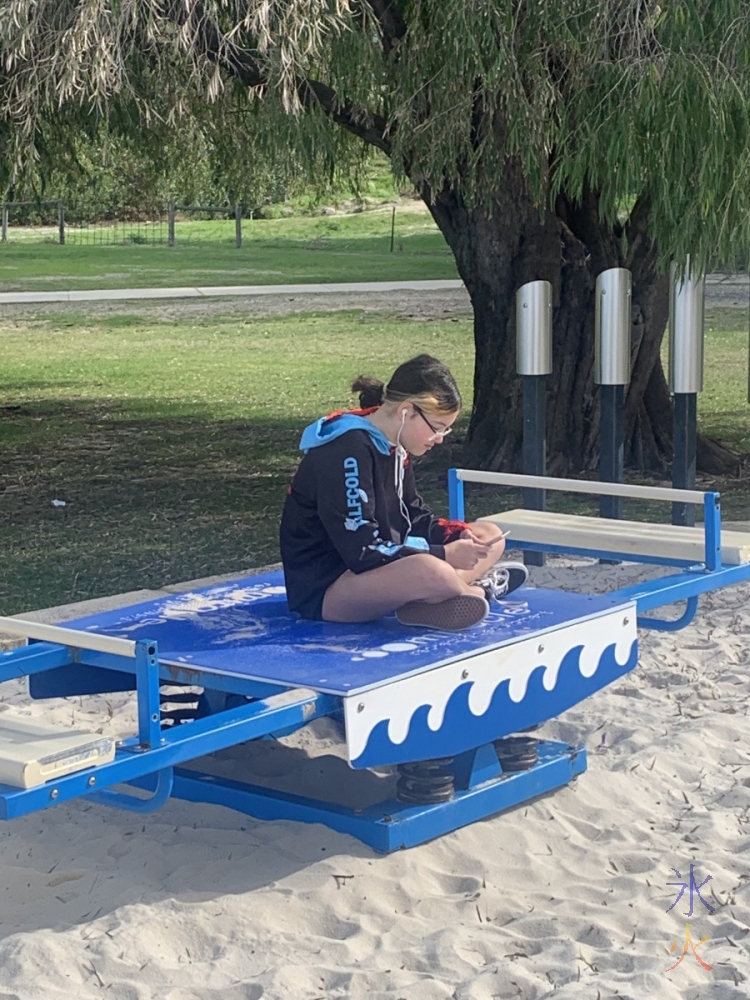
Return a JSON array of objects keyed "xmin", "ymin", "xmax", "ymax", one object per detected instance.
[
  {"xmin": 173, "ymin": 3, "xmax": 392, "ymax": 154},
  {"xmin": 623, "ymin": 193, "xmax": 655, "ymax": 272},
  {"xmin": 555, "ymin": 187, "xmax": 614, "ymax": 265},
  {"xmin": 297, "ymin": 79, "xmax": 392, "ymax": 154}
]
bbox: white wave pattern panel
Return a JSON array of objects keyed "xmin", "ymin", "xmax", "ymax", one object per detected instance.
[{"xmin": 343, "ymin": 605, "xmax": 637, "ymax": 763}]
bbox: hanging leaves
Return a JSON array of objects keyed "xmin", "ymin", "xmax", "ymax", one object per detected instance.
[{"xmin": 2, "ymin": 0, "xmax": 750, "ymax": 267}]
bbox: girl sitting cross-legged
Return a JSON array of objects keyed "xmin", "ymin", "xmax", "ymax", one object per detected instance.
[{"xmin": 279, "ymin": 354, "xmax": 527, "ymax": 631}]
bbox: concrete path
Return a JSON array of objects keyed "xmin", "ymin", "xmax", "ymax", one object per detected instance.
[
  {"xmin": 0, "ymin": 278, "xmax": 464, "ymax": 305},
  {"xmin": 1, "ymin": 273, "xmax": 745, "ymax": 307}
]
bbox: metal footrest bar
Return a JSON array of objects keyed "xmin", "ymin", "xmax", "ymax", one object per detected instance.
[
  {"xmin": 636, "ymin": 596, "xmax": 699, "ymax": 633},
  {"xmin": 89, "ymin": 768, "xmax": 174, "ymax": 814}
]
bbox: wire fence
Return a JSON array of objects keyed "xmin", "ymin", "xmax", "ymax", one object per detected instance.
[
  {"xmin": 1, "ymin": 201, "xmax": 64, "ymax": 244},
  {"xmin": 1, "ymin": 201, "xmax": 245, "ymax": 247},
  {"xmin": 0, "ymin": 199, "xmax": 447, "ymax": 259},
  {"xmin": 169, "ymin": 204, "xmax": 243, "ymax": 247},
  {"xmin": 66, "ymin": 214, "xmax": 168, "ymax": 247}
]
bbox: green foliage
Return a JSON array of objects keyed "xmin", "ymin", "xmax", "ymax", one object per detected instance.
[
  {"xmin": 2, "ymin": 1, "xmax": 750, "ymax": 264},
  {"xmin": 5, "ymin": 99, "xmax": 367, "ymax": 219}
]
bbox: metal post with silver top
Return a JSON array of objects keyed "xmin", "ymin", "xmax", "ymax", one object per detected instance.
[
  {"xmin": 516, "ymin": 280, "xmax": 553, "ymax": 567},
  {"xmin": 595, "ymin": 268, "xmax": 632, "ymax": 523},
  {"xmin": 669, "ymin": 259, "xmax": 704, "ymax": 527}
]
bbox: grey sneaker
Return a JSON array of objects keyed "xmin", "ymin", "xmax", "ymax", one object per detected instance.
[
  {"xmin": 396, "ymin": 593, "xmax": 489, "ymax": 631},
  {"xmin": 477, "ymin": 561, "xmax": 529, "ymax": 602}
]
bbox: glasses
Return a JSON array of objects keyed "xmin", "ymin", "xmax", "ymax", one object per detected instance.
[{"xmin": 413, "ymin": 404, "xmax": 452, "ymax": 439}]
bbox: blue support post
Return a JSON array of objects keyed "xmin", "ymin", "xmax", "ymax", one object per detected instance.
[
  {"xmin": 448, "ymin": 468, "xmax": 465, "ymax": 521},
  {"xmin": 703, "ymin": 492, "xmax": 722, "ymax": 571},
  {"xmin": 134, "ymin": 639, "xmax": 161, "ymax": 749}
]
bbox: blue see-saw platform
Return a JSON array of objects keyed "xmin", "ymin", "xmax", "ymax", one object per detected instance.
[
  {"xmin": 0, "ymin": 569, "xmax": 638, "ymax": 850},
  {"xmin": 56, "ymin": 570, "xmax": 638, "ymax": 769},
  {"xmin": 5, "ymin": 454, "xmax": 750, "ymax": 851},
  {"xmin": 62, "ymin": 570, "xmax": 631, "ymax": 694}
]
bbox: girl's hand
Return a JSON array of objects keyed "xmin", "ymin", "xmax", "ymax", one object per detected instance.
[
  {"xmin": 444, "ymin": 538, "xmax": 489, "ymax": 570},
  {"xmin": 459, "ymin": 527, "xmax": 508, "ymax": 547}
]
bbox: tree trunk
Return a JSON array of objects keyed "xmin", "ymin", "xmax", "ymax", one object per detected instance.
[{"xmin": 420, "ymin": 168, "xmax": 739, "ymax": 477}]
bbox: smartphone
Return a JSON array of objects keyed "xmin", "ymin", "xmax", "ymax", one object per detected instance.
[{"xmin": 489, "ymin": 529, "xmax": 511, "ymax": 546}]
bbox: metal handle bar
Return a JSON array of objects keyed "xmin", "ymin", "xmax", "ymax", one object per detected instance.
[
  {"xmin": 0, "ymin": 618, "xmax": 137, "ymax": 658},
  {"xmin": 454, "ymin": 470, "xmax": 706, "ymax": 505}
]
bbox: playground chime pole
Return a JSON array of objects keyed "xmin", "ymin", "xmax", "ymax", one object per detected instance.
[
  {"xmin": 669, "ymin": 259, "xmax": 705, "ymax": 527},
  {"xmin": 515, "ymin": 265, "xmax": 706, "ymax": 541},
  {"xmin": 516, "ymin": 280, "xmax": 553, "ymax": 567},
  {"xmin": 594, "ymin": 268, "xmax": 632, "ymax": 522}
]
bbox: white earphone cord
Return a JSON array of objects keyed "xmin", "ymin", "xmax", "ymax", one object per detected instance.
[{"xmin": 395, "ymin": 410, "xmax": 412, "ymax": 539}]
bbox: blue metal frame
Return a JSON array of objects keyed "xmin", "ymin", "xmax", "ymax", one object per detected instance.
[
  {"xmin": 0, "ymin": 620, "xmax": 590, "ymax": 849},
  {"xmin": 447, "ymin": 467, "xmax": 465, "ymax": 522},
  {"xmin": 0, "ymin": 681, "xmax": 337, "ymax": 820},
  {"xmin": 90, "ymin": 768, "xmax": 175, "ymax": 814},
  {"xmin": 448, "ymin": 470, "xmax": 749, "ymax": 628},
  {"xmin": 160, "ymin": 740, "xmax": 586, "ymax": 853},
  {"xmin": 0, "ymin": 573, "xmax": 597, "ymax": 849},
  {"xmin": 0, "ymin": 469, "xmax": 739, "ymax": 850},
  {"xmin": 703, "ymin": 491, "xmax": 722, "ymax": 570},
  {"xmin": 481, "ymin": 539, "xmax": 702, "ymax": 569},
  {"xmin": 635, "ymin": 597, "xmax": 699, "ymax": 632},
  {"xmin": 134, "ymin": 639, "xmax": 161, "ymax": 749},
  {"xmin": 611, "ymin": 563, "xmax": 750, "ymax": 608}
]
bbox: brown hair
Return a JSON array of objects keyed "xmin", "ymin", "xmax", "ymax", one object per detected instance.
[{"xmin": 351, "ymin": 354, "xmax": 461, "ymax": 413}]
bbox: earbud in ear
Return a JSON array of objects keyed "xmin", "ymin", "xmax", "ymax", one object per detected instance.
[{"xmin": 400, "ymin": 410, "xmax": 407, "ymax": 424}]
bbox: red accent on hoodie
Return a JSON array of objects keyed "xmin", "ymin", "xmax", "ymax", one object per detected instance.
[
  {"xmin": 324, "ymin": 406, "xmax": 380, "ymax": 420},
  {"xmin": 435, "ymin": 517, "xmax": 469, "ymax": 542}
]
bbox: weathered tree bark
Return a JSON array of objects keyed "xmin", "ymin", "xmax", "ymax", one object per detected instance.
[{"xmin": 421, "ymin": 165, "xmax": 739, "ymax": 476}]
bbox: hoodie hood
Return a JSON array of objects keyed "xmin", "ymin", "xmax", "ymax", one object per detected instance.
[{"xmin": 299, "ymin": 411, "xmax": 393, "ymax": 455}]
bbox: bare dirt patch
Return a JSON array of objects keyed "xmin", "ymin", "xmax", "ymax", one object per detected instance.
[{"xmin": 1, "ymin": 287, "xmax": 474, "ymax": 323}]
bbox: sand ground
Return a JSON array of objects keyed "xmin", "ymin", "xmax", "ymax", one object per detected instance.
[{"xmin": 0, "ymin": 552, "xmax": 748, "ymax": 999}]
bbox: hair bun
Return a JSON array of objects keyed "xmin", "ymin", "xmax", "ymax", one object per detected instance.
[{"xmin": 351, "ymin": 375, "xmax": 385, "ymax": 408}]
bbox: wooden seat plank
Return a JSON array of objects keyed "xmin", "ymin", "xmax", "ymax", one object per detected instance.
[{"xmin": 479, "ymin": 509, "xmax": 750, "ymax": 566}]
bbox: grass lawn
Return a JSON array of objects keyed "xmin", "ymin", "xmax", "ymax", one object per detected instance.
[
  {"xmin": 0, "ymin": 209, "xmax": 456, "ymax": 291},
  {"xmin": 697, "ymin": 307, "xmax": 750, "ymax": 453},
  {"xmin": 1, "ymin": 304, "xmax": 748, "ymax": 615}
]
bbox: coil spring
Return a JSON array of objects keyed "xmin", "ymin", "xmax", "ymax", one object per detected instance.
[
  {"xmin": 396, "ymin": 756, "xmax": 455, "ymax": 804},
  {"xmin": 159, "ymin": 689, "xmax": 200, "ymax": 728},
  {"xmin": 494, "ymin": 736, "xmax": 539, "ymax": 772}
]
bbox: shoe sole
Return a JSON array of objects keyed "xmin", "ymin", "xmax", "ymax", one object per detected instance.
[{"xmin": 396, "ymin": 594, "xmax": 489, "ymax": 631}]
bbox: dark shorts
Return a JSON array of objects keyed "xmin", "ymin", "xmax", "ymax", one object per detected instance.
[
  {"xmin": 283, "ymin": 566, "xmax": 345, "ymax": 622},
  {"xmin": 290, "ymin": 588, "xmax": 327, "ymax": 622}
]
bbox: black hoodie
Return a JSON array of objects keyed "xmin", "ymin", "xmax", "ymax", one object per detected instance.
[{"xmin": 279, "ymin": 414, "xmax": 466, "ymax": 619}]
